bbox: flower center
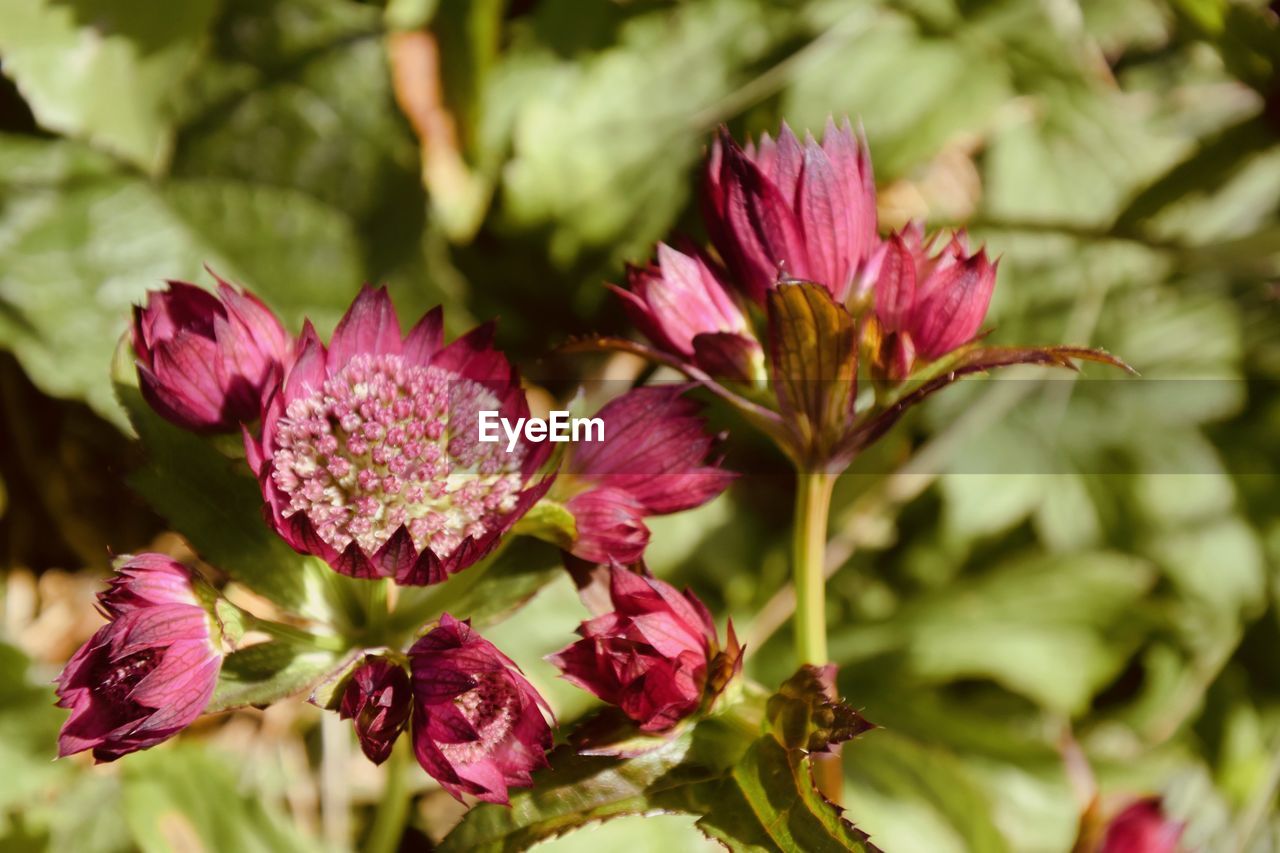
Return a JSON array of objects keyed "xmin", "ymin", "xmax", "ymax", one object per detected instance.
[
  {"xmin": 271, "ymin": 353, "xmax": 525, "ymax": 557},
  {"xmin": 97, "ymin": 650, "xmax": 161, "ymax": 701},
  {"xmin": 438, "ymin": 673, "xmax": 517, "ymax": 764}
]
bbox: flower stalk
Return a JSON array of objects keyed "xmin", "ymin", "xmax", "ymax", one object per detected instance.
[
  {"xmin": 792, "ymin": 470, "xmax": 842, "ymax": 803},
  {"xmin": 793, "ymin": 471, "xmax": 834, "ymax": 668}
]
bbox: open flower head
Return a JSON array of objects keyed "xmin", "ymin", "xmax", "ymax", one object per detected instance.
[
  {"xmin": 409, "ymin": 614, "xmax": 554, "ymax": 804},
  {"xmin": 132, "ymin": 277, "xmax": 291, "ymax": 432},
  {"xmin": 557, "ymin": 387, "xmax": 735, "ymax": 564},
  {"xmin": 56, "ymin": 555, "xmax": 224, "ymax": 762},
  {"xmin": 549, "ymin": 566, "xmax": 742, "ymax": 732},
  {"xmin": 249, "ymin": 286, "xmax": 552, "ymax": 586},
  {"xmin": 704, "ymin": 118, "xmax": 877, "ymax": 303}
]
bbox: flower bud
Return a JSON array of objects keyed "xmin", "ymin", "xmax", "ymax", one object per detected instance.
[
  {"xmin": 1100, "ymin": 798, "xmax": 1184, "ymax": 853},
  {"xmin": 703, "ymin": 118, "xmax": 877, "ymax": 302},
  {"xmin": 610, "ymin": 243, "xmax": 761, "ymax": 379},
  {"xmin": 132, "ymin": 278, "xmax": 290, "ymax": 432},
  {"xmin": 339, "ymin": 655, "xmax": 412, "ymax": 765},
  {"xmin": 872, "ymin": 225, "xmax": 997, "ymax": 378},
  {"xmin": 549, "ymin": 566, "xmax": 741, "ymax": 732},
  {"xmin": 409, "ymin": 614, "xmax": 554, "ymax": 804},
  {"xmin": 56, "ymin": 555, "xmax": 224, "ymax": 762}
]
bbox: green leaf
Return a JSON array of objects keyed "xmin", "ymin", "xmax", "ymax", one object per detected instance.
[
  {"xmin": 208, "ymin": 641, "xmax": 347, "ymax": 713},
  {"xmin": 0, "ymin": 155, "xmax": 363, "ymax": 426},
  {"xmin": 0, "ymin": 0, "xmax": 217, "ymax": 172},
  {"xmin": 443, "ymin": 667, "xmax": 879, "ymax": 852},
  {"xmin": 116, "ymin": 377, "xmax": 367, "ymax": 629},
  {"xmin": 511, "ymin": 499, "xmax": 577, "ymax": 550},
  {"xmin": 439, "ymin": 716, "xmax": 751, "ymax": 852},
  {"xmin": 695, "ymin": 736, "xmax": 879, "ymax": 852},
  {"xmin": 121, "ymin": 745, "xmax": 319, "ymax": 853}
]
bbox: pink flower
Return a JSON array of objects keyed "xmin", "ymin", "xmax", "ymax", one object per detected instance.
[
  {"xmin": 548, "ymin": 566, "xmax": 741, "ymax": 732},
  {"xmin": 55, "ymin": 555, "xmax": 223, "ymax": 762},
  {"xmin": 559, "ymin": 387, "xmax": 735, "ymax": 563},
  {"xmin": 609, "ymin": 243, "xmax": 762, "ymax": 380},
  {"xmin": 339, "ymin": 655, "xmax": 412, "ymax": 765},
  {"xmin": 1100, "ymin": 798, "xmax": 1184, "ymax": 853},
  {"xmin": 408, "ymin": 614, "xmax": 554, "ymax": 804},
  {"xmin": 248, "ymin": 286, "xmax": 552, "ymax": 585},
  {"xmin": 703, "ymin": 118, "xmax": 877, "ymax": 303},
  {"xmin": 132, "ymin": 277, "xmax": 290, "ymax": 432},
  {"xmin": 872, "ymin": 224, "xmax": 997, "ymax": 378}
]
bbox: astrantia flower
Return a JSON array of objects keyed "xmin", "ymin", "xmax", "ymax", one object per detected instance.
[
  {"xmin": 704, "ymin": 118, "xmax": 877, "ymax": 303},
  {"xmin": 610, "ymin": 243, "xmax": 762, "ymax": 381},
  {"xmin": 132, "ymin": 277, "xmax": 290, "ymax": 432},
  {"xmin": 871, "ymin": 223, "xmax": 998, "ymax": 380},
  {"xmin": 339, "ymin": 655, "xmax": 412, "ymax": 765},
  {"xmin": 409, "ymin": 614, "xmax": 553, "ymax": 804},
  {"xmin": 548, "ymin": 566, "xmax": 742, "ymax": 732},
  {"xmin": 56, "ymin": 555, "xmax": 223, "ymax": 762},
  {"xmin": 1100, "ymin": 799, "xmax": 1184, "ymax": 853},
  {"xmin": 248, "ymin": 286, "xmax": 552, "ymax": 585},
  {"xmin": 557, "ymin": 387, "xmax": 735, "ymax": 564}
]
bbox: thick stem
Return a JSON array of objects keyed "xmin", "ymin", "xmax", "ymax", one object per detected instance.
[
  {"xmin": 792, "ymin": 470, "xmax": 842, "ymax": 803},
  {"xmin": 793, "ymin": 471, "xmax": 835, "ymax": 666},
  {"xmin": 249, "ymin": 617, "xmax": 350, "ymax": 653}
]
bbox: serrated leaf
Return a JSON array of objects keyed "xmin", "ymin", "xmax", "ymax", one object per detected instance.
[
  {"xmin": 116, "ymin": 378, "xmax": 367, "ymax": 629},
  {"xmin": 696, "ymin": 736, "xmax": 879, "ymax": 852},
  {"xmin": 208, "ymin": 641, "xmax": 347, "ymax": 713},
  {"xmin": 0, "ymin": 0, "xmax": 217, "ymax": 172},
  {"xmin": 439, "ymin": 717, "xmax": 751, "ymax": 853}
]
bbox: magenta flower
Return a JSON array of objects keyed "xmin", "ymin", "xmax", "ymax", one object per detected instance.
[
  {"xmin": 56, "ymin": 555, "xmax": 223, "ymax": 762},
  {"xmin": 408, "ymin": 614, "xmax": 553, "ymax": 804},
  {"xmin": 132, "ymin": 277, "xmax": 291, "ymax": 432},
  {"xmin": 704, "ymin": 118, "xmax": 877, "ymax": 303},
  {"xmin": 558, "ymin": 387, "xmax": 735, "ymax": 564},
  {"xmin": 339, "ymin": 655, "xmax": 412, "ymax": 765},
  {"xmin": 247, "ymin": 286, "xmax": 552, "ymax": 585},
  {"xmin": 872, "ymin": 223, "xmax": 998, "ymax": 379},
  {"xmin": 549, "ymin": 566, "xmax": 741, "ymax": 732},
  {"xmin": 610, "ymin": 243, "xmax": 762, "ymax": 380},
  {"xmin": 1100, "ymin": 799, "xmax": 1184, "ymax": 853}
]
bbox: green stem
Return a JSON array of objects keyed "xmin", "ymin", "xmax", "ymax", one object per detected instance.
[
  {"xmin": 792, "ymin": 471, "xmax": 835, "ymax": 666},
  {"xmin": 366, "ymin": 738, "xmax": 411, "ymax": 853},
  {"xmin": 365, "ymin": 579, "xmax": 389, "ymax": 643},
  {"xmin": 792, "ymin": 470, "xmax": 843, "ymax": 805},
  {"xmin": 249, "ymin": 617, "xmax": 349, "ymax": 653}
]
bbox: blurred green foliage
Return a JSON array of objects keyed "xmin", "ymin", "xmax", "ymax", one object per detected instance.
[{"xmin": 1, "ymin": 0, "xmax": 1278, "ymax": 850}]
